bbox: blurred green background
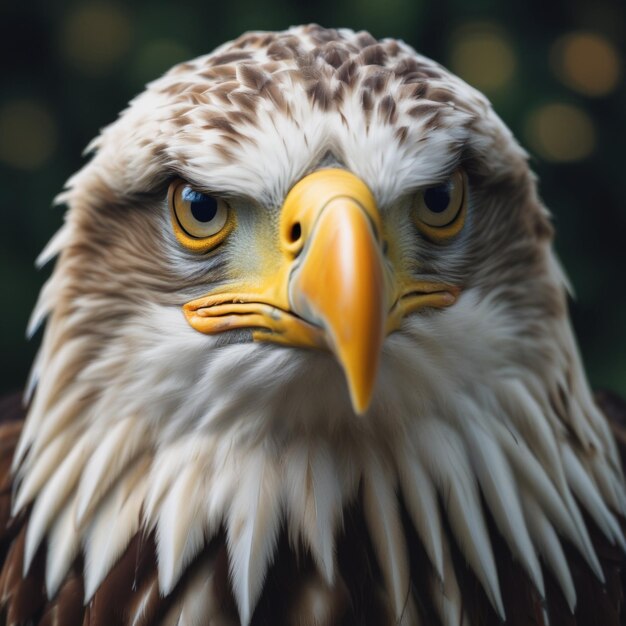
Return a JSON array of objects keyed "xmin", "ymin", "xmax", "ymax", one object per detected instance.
[{"xmin": 0, "ymin": 0, "xmax": 624, "ymax": 395}]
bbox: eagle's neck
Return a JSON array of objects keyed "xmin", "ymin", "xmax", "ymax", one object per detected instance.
[{"xmin": 13, "ymin": 290, "xmax": 626, "ymax": 624}]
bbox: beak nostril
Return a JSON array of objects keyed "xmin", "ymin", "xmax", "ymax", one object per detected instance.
[{"xmin": 290, "ymin": 222, "xmax": 302, "ymax": 243}]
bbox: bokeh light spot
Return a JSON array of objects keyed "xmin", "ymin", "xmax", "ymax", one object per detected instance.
[
  {"xmin": 525, "ymin": 103, "xmax": 595, "ymax": 162},
  {"xmin": 132, "ymin": 39, "xmax": 193, "ymax": 85},
  {"xmin": 551, "ymin": 32, "xmax": 621, "ymax": 97},
  {"xmin": 448, "ymin": 22, "xmax": 517, "ymax": 93},
  {"xmin": 61, "ymin": 3, "xmax": 132, "ymax": 75},
  {"xmin": 349, "ymin": 0, "xmax": 421, "ymax": 33},
  {"xmin": 0, "ymin": 99, "xmax": 58, "ymax": 170}
]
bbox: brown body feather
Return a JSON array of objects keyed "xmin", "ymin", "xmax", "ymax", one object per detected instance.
[{"xmin": 0, "ymin": 391, "xmax": 624, "ymax": 625}]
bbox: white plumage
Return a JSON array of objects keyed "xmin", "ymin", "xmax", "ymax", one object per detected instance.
[{"xmin": 5, "ymin": 24, "xmax": 624, "ymax": 626}]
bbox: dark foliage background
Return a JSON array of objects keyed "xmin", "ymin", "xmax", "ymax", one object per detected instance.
[{"xmin": 0, "ymin": 0, "xmax": 624, "ymax": 395}]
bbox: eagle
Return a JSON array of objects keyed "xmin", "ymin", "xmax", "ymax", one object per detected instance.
[{"xmin": 1, "ymin": 24, "xmax": 625, "ymax": 626}]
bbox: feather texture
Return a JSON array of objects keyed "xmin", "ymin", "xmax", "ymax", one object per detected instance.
[
  {"xmin": 83, "ymin": 457, "xmax": 149, "ymax": 599},
  {"xmin": 362, "ymin": 453, "xmax": 411, "ymax": 620},
  {"xmin": 414, "ymin": 418, "xmax": 505, "ymax": 618},
  {"xmin": 562, "ymin": 445, "xmax": 626, "ymax": 549},
  {"xmin": 157, "ymin": 460, "xmax": 210, "ymax": 595},
  {"xmin": 3, "ymin": 23, "xmax": 626, "ymax": 626},
  {"xmin": 226, "ymin": 449, "xmax": 282, "ymax": 625},
  {"xmin": 397, "ymin": 448, "xmax": 444, "ymax": 581},
  {"xmin": 23, "ymin": 439, "xmax": 91, "ymax": 574},
  {"xmin": 463, "ymin": 416, "xmax": 545, "ymax": 597},
  {"xmin": 282, "ymin": 442, "xmax": 342, "ymax": 584},
  {"xmin": 75, "ymin": 416, "xmax": 147, "ymax": 525},
  {"xmin": 520, "ymin": 487, "xmax": 576, "ymax": 612},
  {"xmin": 2, "ymin": 402, "xmax": 626, "ymax": 625}
]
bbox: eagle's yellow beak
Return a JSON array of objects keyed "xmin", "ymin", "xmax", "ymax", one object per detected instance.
[
  {"xmin": 184, "ymin": 169, "xmax": 459, "ymax": 414},
  {"xmin": 281, "ymin": 169, "xmax": 388, "ymax": 413}
]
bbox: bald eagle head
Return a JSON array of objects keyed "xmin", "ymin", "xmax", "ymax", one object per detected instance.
[{"xmin": 13, "ymin": 25, "xmax": 624, "ymax": 625}]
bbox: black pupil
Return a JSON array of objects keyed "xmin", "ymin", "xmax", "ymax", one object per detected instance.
[
  {"xmin": 423, "ymin": 184, "xmax": 450, "ymax": 213},
  {"xmin": 182, "ymin": 188, "xmax": 218, "ymax": 222}
]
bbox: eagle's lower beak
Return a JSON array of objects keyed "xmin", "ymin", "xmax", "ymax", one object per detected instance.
[{"xmin": 184, "ymin": 169, "xmax": 459, "ymax": 414}]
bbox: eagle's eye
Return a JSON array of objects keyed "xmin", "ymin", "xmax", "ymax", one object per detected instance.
[
  {"xmin": 168, "ymin": 180, "xmax": 233, "ymax": 252},
  {"xmin": 413, "ymin": 169, "xmax": 466, "ymax": 241}
]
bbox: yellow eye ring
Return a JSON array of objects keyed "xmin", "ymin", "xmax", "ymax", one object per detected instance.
[
  {"xmin": 168, "ymin": 180, "xmax": 235, "ymax": 252},
  {"xmin": 414, "ymin": 169, "xmax": 467, "ymax": 241}
]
